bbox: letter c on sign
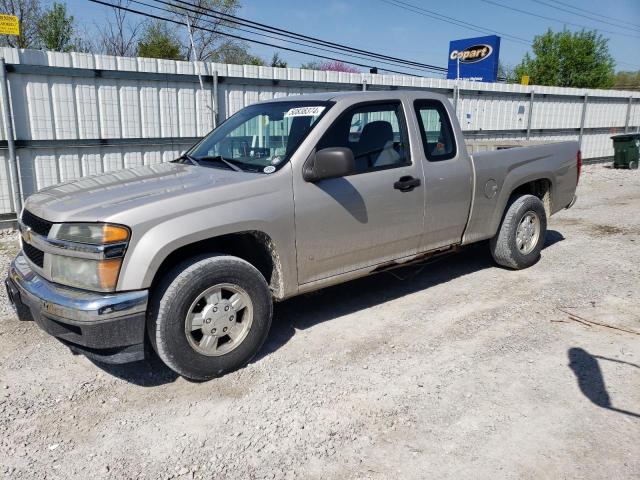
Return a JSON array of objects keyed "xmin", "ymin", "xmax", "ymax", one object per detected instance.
[{"xmin": 450, "ymin": 50, "xmax": 458, "ymax": 60}]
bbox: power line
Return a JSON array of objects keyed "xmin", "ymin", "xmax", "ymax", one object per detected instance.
[
  {"xmin": 481, "ymin": 0, "xmax": 640, "ymax": 69},
  {"xmin": 133, "ymin": 0, "xmax": 438, "ymax": 74},
  {"xmin": 541, "ymin": 0, "xmax": 640, "ymax": 30},
  {"xmin": 531, "ymin": 0, "xmax": 640, "ymax": 33},
  {"xmin": 481, "ymin": 0, "xmax": 640, "ymax": 40},
  {"xmin": 87, "ymin": 0, "xmax": 445, "ymax": 76},
  {"xmin": 165, "ymin": 0, "xmax": 445, "ymax": 71},
  {"xmin": 151, "ymin": 0, "xmax": 446, "ymax": 73},
  {"xmin": 379, "ymin": 0, "xmax": 532, "ymax": 46}
]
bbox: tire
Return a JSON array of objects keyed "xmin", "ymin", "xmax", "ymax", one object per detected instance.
[
  {"xmin": 147, "ymin": 255, "xmax": 273, "ymax": 380},
  {"xmin": 489, "ymin": 194, "xmax": 547, "ymax": 270},
  {"xmin": 629, "ymin": 160, "xmax": 638, "ymax": 170}
]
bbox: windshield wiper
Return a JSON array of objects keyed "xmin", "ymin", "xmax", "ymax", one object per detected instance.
[
  {"xmin": 197, "ymin": 155, "xmax": 244, "ymax": 172},
  {"xmin": 177, "ymin": 153, "xmax": 200, "ymax": 166}
]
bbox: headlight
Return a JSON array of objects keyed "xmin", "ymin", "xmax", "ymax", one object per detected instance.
[
  {"xmin": 54, "ymin": 223, "xmax": 129, "ymax": 244},
  {"xmin": 50, "ymin": 256, "xmax": 122, "ymax": 292},
  {"xmin": 48, "ymin": 223, "xmax": 130, "ymax": 292}
]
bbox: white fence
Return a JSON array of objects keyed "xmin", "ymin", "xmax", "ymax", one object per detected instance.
[{"xmin": 0, "ymin": 47, "xmax": 639, "ymax": 216}]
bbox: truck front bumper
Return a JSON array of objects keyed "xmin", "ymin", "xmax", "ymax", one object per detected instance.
[{"xmin": 6, "ymin": 253, "xmax": 149, "ymax": 364}]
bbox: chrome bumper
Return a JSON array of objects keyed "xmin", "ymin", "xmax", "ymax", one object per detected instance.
[{"xmin": 8, "ymin": 253, "xmax": 148, "ymax": 323}]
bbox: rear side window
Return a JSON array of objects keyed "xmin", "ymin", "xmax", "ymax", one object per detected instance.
[
  {"xmin": 414, "ymin": 100, "xmax": 457, "ymax": 161},
  {"xmin": 316, "ymin": 102, "xmax": 410, "ymax": 174}
]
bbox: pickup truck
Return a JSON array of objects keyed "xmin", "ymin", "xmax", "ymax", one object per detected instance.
[{"xmin": 6, "ymin": 91, "xmax": 580, "ymax": 380}]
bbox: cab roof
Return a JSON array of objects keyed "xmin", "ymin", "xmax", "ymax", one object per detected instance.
[{"xmin": 258, "ymin": 90, "xmax": 446, "ymax": 104}]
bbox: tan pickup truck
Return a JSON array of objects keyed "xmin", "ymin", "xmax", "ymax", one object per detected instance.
[{"xmin": 7, "ymin": 91, "xmax": 580, "ymax": 380}]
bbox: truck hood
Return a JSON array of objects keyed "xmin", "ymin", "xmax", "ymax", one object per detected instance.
[{"xmin": 23, "ymin": 162, "xmax": 262, "ymax": 223}]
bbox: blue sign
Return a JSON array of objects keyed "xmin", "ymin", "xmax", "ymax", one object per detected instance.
[{"xmin": 447, "ymin": 35, "xmax": 501, "ymax": 83}]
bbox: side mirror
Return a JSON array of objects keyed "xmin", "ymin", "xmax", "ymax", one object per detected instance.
[{"xmin": 303, "ymin": 147, "xmax": 355, "ymax": 182}]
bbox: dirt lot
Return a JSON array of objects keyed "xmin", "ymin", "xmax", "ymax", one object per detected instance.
[{"xmin": 0, "ymin": 164, "xmax": 638, "ymax": 480}]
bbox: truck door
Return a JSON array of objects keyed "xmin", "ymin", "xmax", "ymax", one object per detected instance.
[
  {"xmin": 293, "ymin": 101, "xmax": 426, "ymax": 285},
  {"xmin": 412, "ymin": 100, "xmax": 473, "ymax": 251}
]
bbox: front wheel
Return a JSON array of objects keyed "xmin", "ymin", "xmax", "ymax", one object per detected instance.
[
  {"xmin": 490, "ymin": 194, "xmax": 547, "ymax": 270},
  {"xmin": 148, "ymin": 255, "xmax": 273, "ymax": 380}
]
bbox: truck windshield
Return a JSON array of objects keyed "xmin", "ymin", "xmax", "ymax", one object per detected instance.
[{"xmin": 186, "ymin": 101, "xmax": 333, "ymax": 172}]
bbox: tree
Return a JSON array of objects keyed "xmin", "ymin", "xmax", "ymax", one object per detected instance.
[
  {"xmin": 514, "ymin": 29, "xmax": 615, "ymax": 89},
  {"xmin": 137, "ymin": 21, "xmax": 183, "ymax": 60},
  {"xmin": 498, "ymin": 61, "xmax": 517, "ymax": 83},
  {"xmin": 613, "ymin": 71, "xmax": 640, "ymax": 91},
  {"xmin": 300, "ymin": 61, "xmax": 321, "ymax": 70},
  {"xmin": 270, "ymin": 52, "xmax": 287, "ymax": 68},
  {"xmin": 208, "ymin": 40, "xmax": 264, "ymax": 65},
  {"xmin": 0, "ymin": 0, "xmax": 42, "ymax": 48},
  {"xmin": 97, "ymin": 0, "xmax": 143, "ymax": 57},
  {"xmin": 173, "ymin": 0, "xmax": 241, "ymax": 61},
  {"xmin": 36, "ymin": 2, "xmax": 75, "ymax": 52},
  {"xmin": 301, "ymin": 60, "xmax": 359, "ymax": 73}
]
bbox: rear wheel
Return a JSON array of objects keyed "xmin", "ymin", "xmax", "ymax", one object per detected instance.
[
  {"xmin": 148, "ymin": 255, "xmax": 272, "ymax": 380},
  {"xmin": 629, "ymin": 160, "xmax": 638, "ymax": 170},
  {"xmin": 490, "ymin": 194, "xmax": 547, "ymax": 270}
]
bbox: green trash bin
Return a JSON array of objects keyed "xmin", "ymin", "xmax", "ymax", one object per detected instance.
[{"xmin": 611, "ymin": 133, "xmax": 640, "ymax": 170}]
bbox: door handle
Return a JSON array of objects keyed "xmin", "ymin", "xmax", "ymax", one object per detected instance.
[{"xmin": 394, "ymin": 176, "xmax": 421, "ymax": 192}]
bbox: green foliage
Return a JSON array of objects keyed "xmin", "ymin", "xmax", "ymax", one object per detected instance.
[
  {"xmin": 514, "ymin": 29, "xmax": 615, "ymax": 89},
  {"xmin": 36, "ymin": 2, "xmax": 76, "ymax": 52},
  {"xmin": 270, "ymin": 52, "xmax": 287, "ymax": 68},
  {"xmin": 498, "ymin": 61, "xmax": 518, "ymax": 83},
  {"xmin": 300, "ymin": 61, "xmax": 321, "ymax": 70},
  {"xmin": 613, "ymin": 71, "xmax": 640, "ymax": 90},
  {"xmin": 137, "ymin": 21, "xmax": 183, "ymax": 60},
  {"xmin": 208, "ymin": 40, "xmax": 264, "ymax": 65}
]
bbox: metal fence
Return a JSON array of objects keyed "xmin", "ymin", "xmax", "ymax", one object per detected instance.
[{"xmin": 0, "ymin": 47, "xmax": 639, "ymax": 217}]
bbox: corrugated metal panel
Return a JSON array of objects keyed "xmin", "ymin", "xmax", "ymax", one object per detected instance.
[{"xmin": 0, "ymin": 47, "xmax": 638, "ymax": 215}]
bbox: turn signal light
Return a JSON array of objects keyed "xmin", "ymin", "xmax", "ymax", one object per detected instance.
[
  {"xmin": 102, "ymin": 225, "xmax": 130, "ymax": 243},
  {"xmin": 97, "ymin": 258, "xmax": 123, "ymax": 290}
]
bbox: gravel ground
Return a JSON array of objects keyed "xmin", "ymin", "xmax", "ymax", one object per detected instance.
[{"xmin": 0, "ymin": 164, "xmax": 638, "ymax": 479}]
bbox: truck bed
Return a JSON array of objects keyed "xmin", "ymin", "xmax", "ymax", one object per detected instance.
[{"xmin": 462, "ymin": 141, "xmax": 580, "ymax": 244}]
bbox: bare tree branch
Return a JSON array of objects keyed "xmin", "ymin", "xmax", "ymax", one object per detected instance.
[
  {"xmin": 172, "ymin": 0, "xmax": 242, "ymax": 61},
  {"xmin": 96, "ymin": 0, "xmax": 144, "ymax": 56},
  {"xmin": 0, "ymin": 0, "xmax": 42, "ymax": 48}
]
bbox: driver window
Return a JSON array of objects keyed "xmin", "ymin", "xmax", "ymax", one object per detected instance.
[{"xmin": 317, "ymin": 102, "xmax": 410, "ymax": 174}]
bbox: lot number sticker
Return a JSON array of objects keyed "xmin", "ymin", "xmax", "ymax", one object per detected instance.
[{"xmin": 284, "ymin": 106, "xmax": 325, "ymax": 118}]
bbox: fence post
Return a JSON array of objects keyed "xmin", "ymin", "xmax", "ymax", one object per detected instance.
[
  {"xmin": 212, "ymin": 70, "xmax": 218, "ymax": 129},
  {"xmin": 453, "ymin": 85, "xmax": 458, "ymax": 113},
  {"xmin": 526, "ymin": 90, "xmax": 535, "ymax": 140},
  {"xmin": 624, "ymin": 96, "xmax": 632, "ymax": 133},
  {"xmin": 0, "ymin": 57, "xmax": 22, "ymax": 214},
  {"xmin": 578, "ymin": 92, "xmax": 588, "ymax": 148}
]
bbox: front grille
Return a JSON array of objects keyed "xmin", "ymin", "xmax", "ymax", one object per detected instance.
[
  {"xmin": 23, "ymin": 242, "xmax": 44, "ymax": 268},
  {"xmin": 21, "ymin": 210, "xmax": 53, "ymax": 237}
]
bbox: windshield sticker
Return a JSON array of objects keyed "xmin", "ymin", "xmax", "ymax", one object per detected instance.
[
  {"xmin": 263, "ymin": 165, "xmax": 276, "ymax": 174},
  {"xmin": 284, "ymin": 106, "xmax": 325, "ymax": 118}
]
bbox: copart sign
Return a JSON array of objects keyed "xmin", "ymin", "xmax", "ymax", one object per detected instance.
[{"xmin": 447, "ymin": 35, "xmax": 501, "ymax": 83}]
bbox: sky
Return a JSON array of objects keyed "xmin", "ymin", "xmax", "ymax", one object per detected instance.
[{"xmin": 70, "ymin": 0, "xmax": 640, "ymax": 76}]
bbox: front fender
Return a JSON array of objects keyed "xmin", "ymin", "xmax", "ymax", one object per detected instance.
[{"xmin": 116, "ymin": 170, "xmax": 297, "ymax": 297}]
